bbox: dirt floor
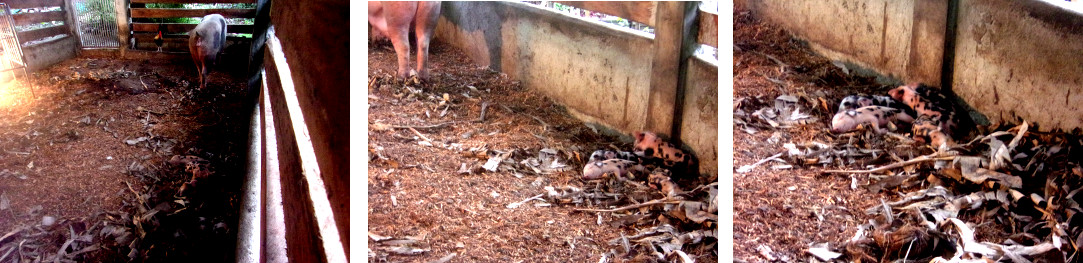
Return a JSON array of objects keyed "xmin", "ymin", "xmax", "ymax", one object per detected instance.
[
  {"xmin": 367, "ymin": 41, "xmax": 717, "ymax": 262},
  {"xmin": 731, "ymin": 8, "xmax": 911, "ymax": 262},
  {"xmin": 0, "ymin": 50, "xmax": 251, "ymax": 262}
]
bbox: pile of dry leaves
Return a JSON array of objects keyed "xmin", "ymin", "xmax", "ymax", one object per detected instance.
[{"xmin": 794, "ymin": 121, "xmax": 1083, "ymax": 262}]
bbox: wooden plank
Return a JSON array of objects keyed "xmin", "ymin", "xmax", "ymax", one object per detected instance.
[
  {"xmin": 17, "ymin": 25, "xmax": 70, "ymax": 43},
  {"xmin": 645, "ymin": 1, "xmax": 689, "ymax": 136},
  {"xmin": 133, "ymin": 0, "xmax": 256, "ymax": 3},
  {"xmin": 697, "ymin": 10, "xmax": 717, "ymax": 48},
  {"xmin": 130, "ymin": 8, "xmax": 255, "ymax": 19},
  {"xmin": 262, "ymin": 35, "xmax": 327, "ymax": 263},
  {"xmin": 115, "ymin": 0, "xmax": 130, "ymax": 55},
  {"xmin": 131, "ymin": 33, "xmax": 250, "ymax": 52},
  {"xmin": 270, "ymin": 0, "xmax": 350, "ymax": 257},
  {"xmin": 7, "ymin": 0, "xmax": 64, "ymax": 10},
  {"xmin": 554, "ymin": 1, "xmax": 656, "ymax": 27},
  {"xmin": 264, "ymin": 27, "xmax": 347, "ymax": 263},
  {"xmin": 131, "ymin": 23, "xmax": 255, "ymax": 34},
  {"xmin": 12, "ymin": 11, "xmax": 66, "ymax": 26}
]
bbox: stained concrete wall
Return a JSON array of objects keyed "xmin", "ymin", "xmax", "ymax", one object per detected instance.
[
  {"xmin": 24, "ymin": 36, "xmax": 78, "ymax": 72},
  {"xmin": 434, "ymin": 1, "xmax": 718, "ymax": 176},
  {"xmin": 952, "ymin": 0, "xmax": 1083, "ymax": 131},
  {"xmin": 741, "ymin": 0, "xmax": 1083, "ymax": 132},
  {"xmin": 739, "ymin": 0, "xmax": 947, "ymax": 86}
]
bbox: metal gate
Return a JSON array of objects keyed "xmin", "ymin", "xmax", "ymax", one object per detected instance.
[
  {"xmin": 0, "ymin": 3, "xmax": 29, "ymax": 85},
  {"xmin": 72, "ymin": 0, "xmax": 119, "ymax": 48}
]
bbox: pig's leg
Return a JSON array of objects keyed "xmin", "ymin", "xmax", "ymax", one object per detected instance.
[
  {"xmin": 414, "ymin": 2, "xmax": 441, "ymax": 80},
  {"xmin": 383, "ymin": 2, "xmax": 419, "ymax": 79}
]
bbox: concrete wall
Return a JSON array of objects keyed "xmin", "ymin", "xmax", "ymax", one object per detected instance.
[
  {"xmin": 739, "ymin": 0, "xmax": 947, "ymax": 86},
  {"xmin": 952, "ymin": 0, "xmax": 1083, "ymax": 131},
  {"xmin": 24, "ymin": 36, "xmax": 78, "ymax": 72},
  {"xmin": 436, "ymin": 2, "xmax": 654, "ymax": 133},
  {"xmin": 741, "ymin": 0, "xmax": 1083, "ymax": 132},
  {"xmin": 434, "ymin": 1, "xmax": 718, "ymax": 175}
]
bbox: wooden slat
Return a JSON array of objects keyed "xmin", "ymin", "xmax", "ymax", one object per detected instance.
[
  {"xmin": 697, "ymin": 10, "xmax": 717, "ymax": 48},
  {"xmin": 131, "ymin": 22, "xmax": 255, "ymax": 34},
  {"xmin": 130, "ymin": 8, "xmax": 255, "ymax": 19},
  {"xmin": 554, "ymin": 1, "xmax": 656, "ymax": 27},
  {"xmin": 131, "ymin": 33, "xmax": 250, "ymax": 51},
  {"xmin": 12, "ymin": 11, "xmax": 66, "ymax": 26},
  {"xmin": 264, "ymin": 27, "xmax": 347, "ymax": 263},
  {"xmin": 132, "ymin": 0, "xmax": 256, "ymax": 3},
  {"xmin": 7, "ymin": 0, "xmax": 64, "ymax": 10},
  {"xmin": 263, "ymin": 33, "xmax": 327, "ymax": 263},
  {"xmin": 17, "ymin": 25, "xmax": 70, "ymax": 43}
]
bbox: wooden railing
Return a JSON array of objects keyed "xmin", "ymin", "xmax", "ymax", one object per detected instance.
[{"xmin": 128, "ymin": 0, "xmax": 256, "ymax": 52}]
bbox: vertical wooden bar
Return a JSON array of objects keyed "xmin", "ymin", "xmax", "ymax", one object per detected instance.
[
  {"xmin": 115, "ymin": 0, "xmax": 129, "ymax": 54},
  {"xmin": 645, "ymin": 1, "xmax": 687, "ymax": 136}
]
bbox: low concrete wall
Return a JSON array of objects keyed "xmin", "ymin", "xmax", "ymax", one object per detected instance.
[
  {"xmin": 679, "ymin": 57, "xmax": 718, "ymax": 176},
  {"xmin": 742, "ymin": 0, "xmax": 1083, "ymax": 132},
  {"xmin": 436, "ymin": 2, "xmax": 654, "ymax": 134},
  {"xmin": 739, "ymin": 0, "xmax": 947, "ymax": 86},
  {"xmin": 24, "ymin": 36, "xmax": 78, "ymax": 72},
  {"xmin": 952, "ymin": 0, "xmax": 1083, "ymax": 131},
  {"xmin": 434, "ymin": 1, "xmax": 718, "ymax": 175}
]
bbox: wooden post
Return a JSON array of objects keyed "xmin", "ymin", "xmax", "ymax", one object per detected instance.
[
  {"xmin": 115, "ymin": 0, "xmax": 129, "ymax": 55},
  {"xmin": 646, "ymin": 1, "xmax": 695, "ymax": 138}
]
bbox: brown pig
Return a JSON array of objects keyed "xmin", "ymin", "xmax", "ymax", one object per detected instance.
[
  {"xmin": 830, "ymin": 106, "xmax": 914, "ymax": 134},
  {"xmin": 189, "ymin": 14, "xmax": 227, "ymax": 90},
  {"xmin": 368, "ymin": 1, "xmax": 442, "ymax": 80}
]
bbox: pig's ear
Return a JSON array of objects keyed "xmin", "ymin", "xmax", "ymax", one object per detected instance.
[{"xmin": 633, "ymin": 131, "xmax": 644, "ymax": 140}]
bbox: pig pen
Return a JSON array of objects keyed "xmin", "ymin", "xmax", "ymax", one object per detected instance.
[
  {"xmin": 0, "ymin": 50, "xmax": 252, "ymax": 261},
  {"xmin": 368, "ymin": 40, "xmax": 718, "ymax": 261},
  {"xmin": 735, "ymin": 6, "xmax": 1083, "ymax": 263}
]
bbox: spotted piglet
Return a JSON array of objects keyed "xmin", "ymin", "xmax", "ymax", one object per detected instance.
[
  {"xmin": 837, "ymin": 94, "xmax": 916, "ymax": 117},
  {"xmin": 633, "ymin": 131, "xmax": 696, "ymax": 169},
  {"xmin": 888, "ymin": 83, "xmax": 960, "ymax": 145},
  {"xmin": 588, "ymin": 149, "xmax": 646, "ymax": 164},
  {"xmin": 830, "ymin": 106, "xmax": 914, "ymax": 134},
  {"xmin": 581, "ymin": 159, "xmax": 648, "ymax": 180}
]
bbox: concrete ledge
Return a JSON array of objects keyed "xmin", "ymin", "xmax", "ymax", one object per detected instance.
[{"xmin": 23, "ymin": 35, "xmax": 77, "ymax": 72}]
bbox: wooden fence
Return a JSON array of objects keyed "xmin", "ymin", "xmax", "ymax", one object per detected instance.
[{"xmin": 128, "ymin": 0, "xmax": 256, "ymax": 52}]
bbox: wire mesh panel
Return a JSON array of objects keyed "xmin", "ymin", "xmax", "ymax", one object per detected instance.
[
  {"xmin": 72, "ymin": 0, "xmax": 119, "ymax": 48},
  {"xmin": 0, "ymin": 3, "xmax": 29, "ymax": 84}
]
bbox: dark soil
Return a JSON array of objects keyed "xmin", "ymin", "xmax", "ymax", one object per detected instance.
[{"xmin": 0, "ymin": 51, "xmax": 251, "ymax": 262}]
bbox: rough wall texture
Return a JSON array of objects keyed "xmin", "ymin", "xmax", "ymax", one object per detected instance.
[
  {"xmin": 436, "ymin": 2, "xmax": 653, "ymax": 134},
  {"xmin": 24, "ymin": 36, "xmax": 77, "ymax": 72},
  {"xmin": 268, "ymin": 0, "xmax": 350, "ymax": 256},
  {"xmin": 741, "ymin": 0, "xmax": 946, "ymax": 86},
  {"xmin": 679, "ymin": 58, "xmax": 718, "ymax": 177},
  {"xmin": 435, "ymin": 2, "xmax": 717, "ymax": 175},
  {"xmin": 952, "ymin": 0, "xmax": 1083, "ymax": 131}
]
